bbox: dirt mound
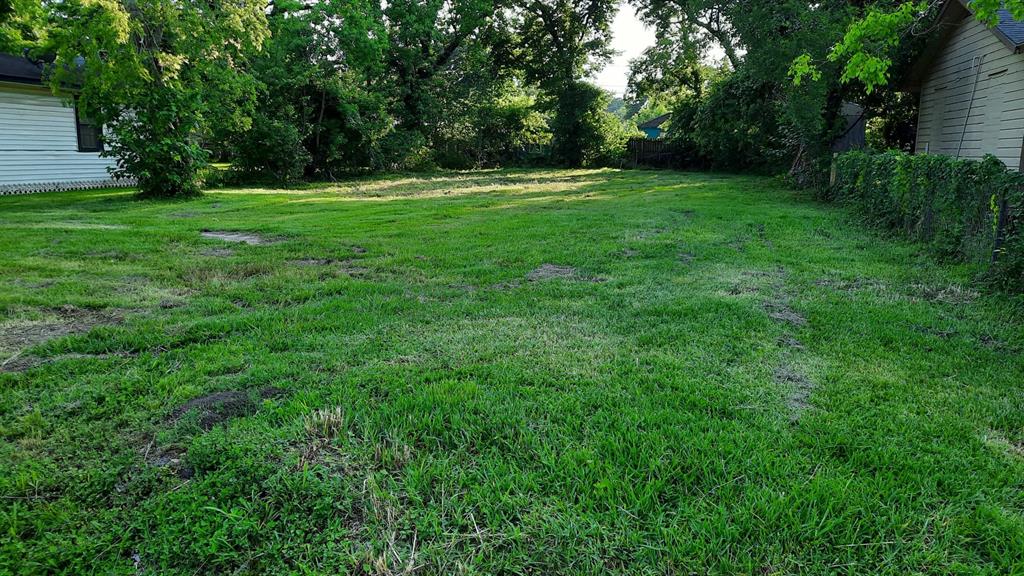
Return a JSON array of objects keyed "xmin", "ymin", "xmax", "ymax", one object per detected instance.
[{"xmin": 170, "ymin": 387, "xmax": 286, "ymax": 430}]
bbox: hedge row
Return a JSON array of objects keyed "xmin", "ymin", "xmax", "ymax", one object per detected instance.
[{"xmin": 830, "ymin": 151, "xmax": 1023, "ymax": 292}]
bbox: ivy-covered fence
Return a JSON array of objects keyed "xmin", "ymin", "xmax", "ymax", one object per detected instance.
[{"xmin": 829, "ymin": 151, "xmax": 1024, "ymax": 292}]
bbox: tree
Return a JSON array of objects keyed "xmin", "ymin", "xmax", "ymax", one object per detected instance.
[
  {"xmin": 626, "ymin": 36, "xmax": 707, "ymax": 102},
  {"xmin": 383, "ymin": 0, "xmax": 501, "ymax": 142},
  {"xmin": 793, "ymin": 1, "xmax": 1024, "ymax": 93},
  {"xmin": 1, "ymin": 0, "xmax": 46, "ymax": 53},
  {"xmin": 631, "ymin": 0, "xmax": 742, "ymax": 69},
  {"xmin": 514, "ymin": 0, "xmax": 621, "ymax": 166},
  {"xmin": 230, "ymin": 0, "xmax": 388, "ymax": 181},
  {"xmin": 46, "ymin": 0, "xmax": 269, "ymax": 197}
]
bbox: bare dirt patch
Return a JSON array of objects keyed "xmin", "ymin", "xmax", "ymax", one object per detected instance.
[
  {"xmin": 200, "ymin": 230, "xmax": 279, "ymax": 245},
  {"xmin": 911, "ymin": 283, "xmax": 979, "ymax": 305},
  {"xmin": 290, "ymin": 258, "xmax": 336, "ymax": 266},
  {"xmin": 12, "ymin": 279, "xmax": 56, "ymax": 290},
  {"xmin": 145, "ymin": 445, "xmax": 193, "ymax": 479},
  {"xmin": 0, "ymin": 306, "xmax": 132, "ymax": 370},
  {"xmin": 1, "ymin": 351, "xmax": 136, "ymax": 374},
  {"xmin": 982, "ymin": 430, "xmax": 1024, "ymax": 459},
  {"xmin": 201, "ymin": 247, "xmax": 236, "ymax": 257},
  {"xmin": 526, "ymin": 264, "xmax": 606, "ymax": 283},
  {"xmin": 778, "ymin": 335, "xmax": 805, "ymax": 350},
  {"xmin": 338, "ymin": 259, "xmax": 370, "ymax": 277},
  {"xmin": 0, "ymin": 355, "xmax": 44, "ymax": 373},
  {"xmin": 815, "ymin": 277, "xmax": 885, "ymax": 292},
  {"xmin": 351, "ymin": 245, "xmax": 368, "ymax": 254},
  {"xmin": 776, "ymin": 364, "xmax": 814, "ymax": 419},
  {"xmin": 169, "ymin": 387, "xmax": 285, "ymax": 430},
  {"xmin": 528, "ymin": 264, "xmax": 578, "ymax": 281},
  {"xmin": 158, "ymin": 298, "xmax": 186, "ymax": 309},
  {"xmin": 764, "ymin": 300, "xmax": 807, "ymax": 327},
  {"xmin": 491, "ymin": 280, "xmax": 523, "ymax": 291}
]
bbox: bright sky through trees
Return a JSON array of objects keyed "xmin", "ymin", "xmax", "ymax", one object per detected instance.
[
  {"xmin": 591, "ymin": 1, "xmax": 728, "ymax": 96},
  {"xmin": 590, "ymin": 3, "xmax": 654, "ymax": 95}
]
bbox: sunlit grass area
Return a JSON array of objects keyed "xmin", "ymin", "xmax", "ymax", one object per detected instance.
[{"xmin": 1, "ymin": 169, "xmax": 1022, "ymax": 574}]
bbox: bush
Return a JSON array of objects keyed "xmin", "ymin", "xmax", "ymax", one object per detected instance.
[
  {"xmin": 664, "ymin": 94, "xmax": 703, "ymax": 167},
  {"xmin": 433, "ymin": 91, "xmax": 552, "ymax": 169},
  {"xmin": 690, "ymin": 69, "xmax": 788, "ymax": 173},
  {"xmin": 549, "ymin": 81, "xmax": 634, "ymax": 167},
  {"xmin": 832, "ymin": 150, "xmax": 1024, "ymax": 292},
  {"xmin": 229, "ymin": 113, "xmax": 311, "ymax": 184}
]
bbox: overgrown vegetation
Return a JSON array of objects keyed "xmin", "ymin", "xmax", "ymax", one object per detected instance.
[
  {"xmin": 10, "ymin": 0, "xmax": 1024, "ymax": 196},
  {"xmin": 46, "ymin": 0, "xmax": 270, "ymax": 197},
  {"xmin": 2, "ymin": 170, "xmax": 1023, "ymax": 573},
  {"xmin": 832, "ymin": 151, "xmax": 1024, "ymax": 292}
]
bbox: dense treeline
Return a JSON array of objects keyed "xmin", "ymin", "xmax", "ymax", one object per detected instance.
[
  {"xmin": 626, "ymin": 0, "xmax": 926, "ymax": 183},
  {"xmin": 3, "ymin": 0, "xmax": 1024, "ymax": 196},
  {"xmin": 3, "ymin": 0, "xmax": 639, "ymax": 195}
]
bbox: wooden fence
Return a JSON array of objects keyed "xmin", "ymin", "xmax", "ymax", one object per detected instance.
[{"xmin": 627, "ymin": 138, "xmax": 675, "ymax": 168}]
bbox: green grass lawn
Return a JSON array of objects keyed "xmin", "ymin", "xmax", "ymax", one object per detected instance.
[{"xmin": 1, "ymin": 169, "xmax": 1022, "ymax": 575}]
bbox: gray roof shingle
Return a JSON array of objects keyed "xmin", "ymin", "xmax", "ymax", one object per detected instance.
[
  {"xmin": 996, "ymin": 9, "xmax": 1024, "ymax": 48},
  {"xmin": 0, "ymin": 52, "xmax": 44, "ymax": 85}
]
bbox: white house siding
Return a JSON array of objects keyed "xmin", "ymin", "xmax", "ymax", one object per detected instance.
[
  {"xmin": 0, "ymin": 82, "xmax": 124, "ymax": 194},
  {"xmin": 915, "ymin": 15, "xmax": 1024, "ymax": 170}
]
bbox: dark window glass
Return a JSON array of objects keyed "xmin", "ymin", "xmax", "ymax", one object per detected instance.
[{"xmin": 75, "ymin": 106, "xmax": 102, "ymax": 153}]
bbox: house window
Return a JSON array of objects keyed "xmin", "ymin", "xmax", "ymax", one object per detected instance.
[{"xmin": 75, "ymin": 106, "xmax": 103, "ymax": 153}]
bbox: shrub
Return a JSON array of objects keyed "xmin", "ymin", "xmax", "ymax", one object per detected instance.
[
  {"xmin": 229, "ymin": 113, "xmax": 311, "ymax": 184},
  {"xmin": 832, "ymin": 150, "xmax": 1024, "ymax": 291},
  {"xmin": 549, "ymin": 81, "xmax": 635, "ymax": 167},
  {"xmin": 690, "ymin": 69, "xmax": 788, "ymax": 173}
]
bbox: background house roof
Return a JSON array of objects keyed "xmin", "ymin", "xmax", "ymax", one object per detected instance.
[
  {"xmin": 638, "ymin": 113, "xmax": 670, "ymax": 129},
  {"xmin": 995, "ymin": 9, "xmax": 1024, "ymax": 48},
  {"xmin": 0, "ymin": 53, "xmax": 44, "ymax": 85}
]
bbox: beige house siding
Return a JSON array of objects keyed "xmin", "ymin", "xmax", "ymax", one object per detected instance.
[{"xmin": 915, "ymin": 15, "xmax": 1024, "ymax": 170}]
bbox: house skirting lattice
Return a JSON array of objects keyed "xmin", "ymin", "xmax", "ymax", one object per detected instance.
[{"xmin": 0, "ymin": 178, "xmax": 136, "ymax": 196}]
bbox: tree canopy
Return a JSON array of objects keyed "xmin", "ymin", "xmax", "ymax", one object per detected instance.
[{"xmin": 12, "ymin": 0, "xmax": 1014, "ymax": 195}]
